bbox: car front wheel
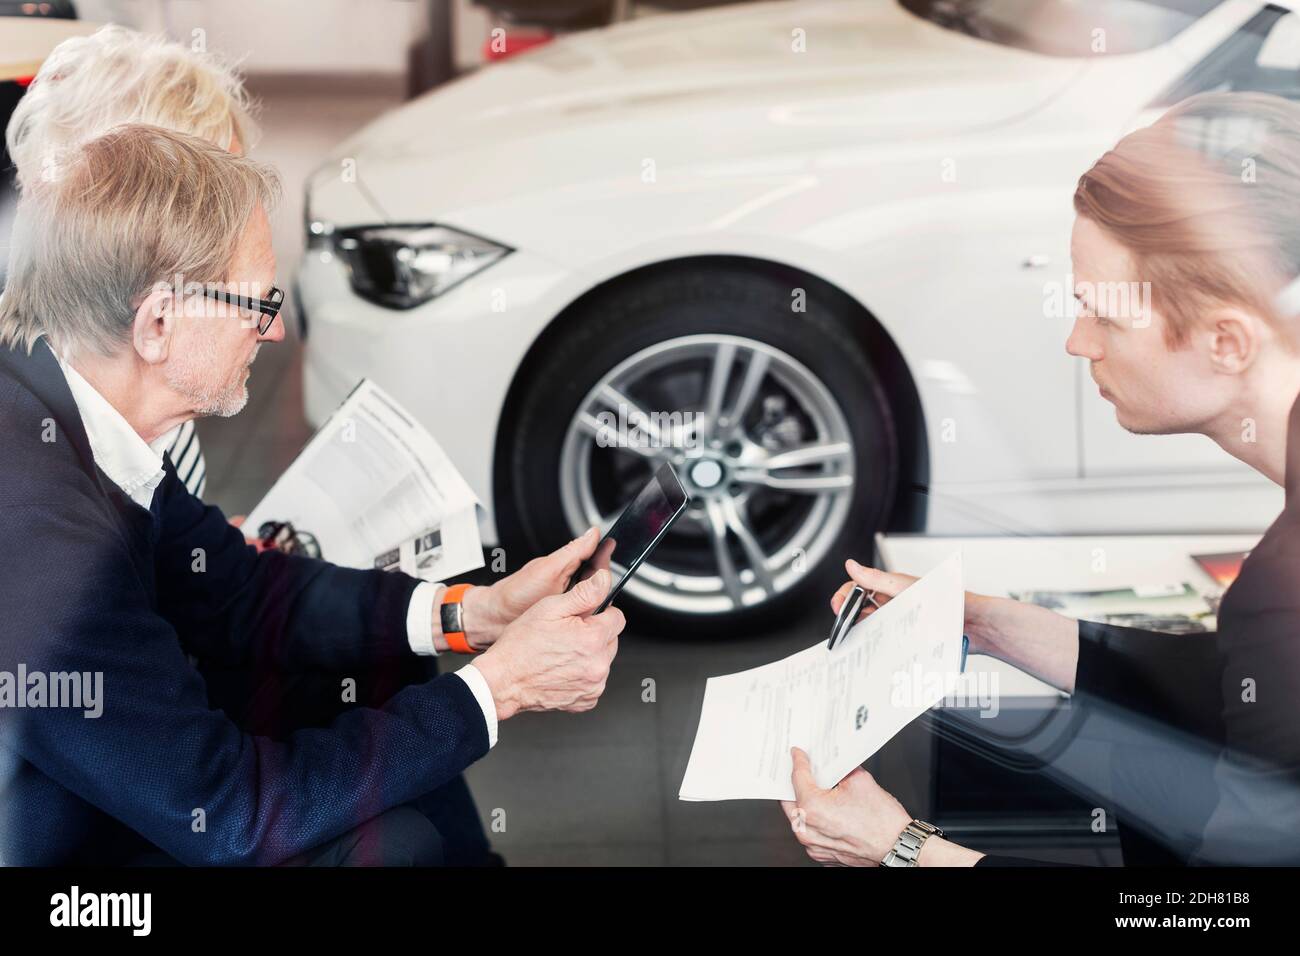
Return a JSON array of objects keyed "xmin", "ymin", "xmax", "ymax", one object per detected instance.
[{"xmin": 502, "ymin": 264, "xmax": 898, "ymax": 629}]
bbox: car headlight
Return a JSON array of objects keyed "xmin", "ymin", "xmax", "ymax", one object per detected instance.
[{"xmin": 331, "ymin": 224, "xmax": 511, "ymax": 309}]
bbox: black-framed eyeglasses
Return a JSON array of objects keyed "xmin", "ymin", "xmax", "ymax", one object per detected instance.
[{"xmin": 200, "ymin": 285, "xmax": 285, "ymax": 334}]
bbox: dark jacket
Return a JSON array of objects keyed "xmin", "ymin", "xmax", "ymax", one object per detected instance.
[
  {"xmin": 979, "ymin": 392, "xmax": 1300, "ymax": 866},
  {"xmin": 0, "ymin": 338, "xmax": 488, "ymax": 865}
]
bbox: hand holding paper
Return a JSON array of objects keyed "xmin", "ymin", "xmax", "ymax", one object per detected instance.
[
  {"xmin": 782, "ymin": 747, "xmax": 912, "ymax": 866},
  {"xmin": 678, "ymin": 552, "xmax": 965, "ymax": 802}
]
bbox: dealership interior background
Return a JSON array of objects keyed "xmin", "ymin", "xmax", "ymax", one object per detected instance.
[{"xmin": 3, "ymin": 0, "xmax": 1286, "ymax": 867}]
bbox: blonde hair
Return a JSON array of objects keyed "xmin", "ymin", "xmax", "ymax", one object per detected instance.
[
  {"xmin": 5, "ymin": 24, "xmax": 256, "ymax": 189},
  {"xmin": 0, "ymin": 124, "xmax": 280, "ymax": 356},
  {"xmin": 1074, "ymin": 92, "xmax": 1300, "ymax": 347}
]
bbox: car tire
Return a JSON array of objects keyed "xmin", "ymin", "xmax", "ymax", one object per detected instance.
[{"xmin": 501, "ymin": 262, "xmax": 899, "ymax": 632}]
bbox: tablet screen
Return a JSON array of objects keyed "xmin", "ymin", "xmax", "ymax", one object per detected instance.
[{"xmin": 571, "ymin": 462, "xmax": 689, "ymax": 612}]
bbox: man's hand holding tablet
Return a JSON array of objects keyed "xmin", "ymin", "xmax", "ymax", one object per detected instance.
[{"xmin": 568, "ymin": 463, "xmax": 691, "ymax": 613}]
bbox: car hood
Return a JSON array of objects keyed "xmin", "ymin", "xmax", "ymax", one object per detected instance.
[{"xmin": 315, "ymin": 0, "xmax": 1090, "ymax": 224}]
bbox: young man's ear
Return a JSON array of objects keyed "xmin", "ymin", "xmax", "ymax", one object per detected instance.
[
  {"xmin": 1204, "ymin": 308, "xmax": 1262, "ymax": 375},
  {"xmin": 132, "ymin": 284, "xmax": 178, "ymax": 366}
]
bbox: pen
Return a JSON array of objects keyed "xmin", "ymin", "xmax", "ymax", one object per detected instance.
[
  {"xmin": 828, "ymin": 586, "xmax": 971, "ymax": 671},
  {"xmin": 828, "ymin": 586, "xmax": 881, "ymax": 650}
]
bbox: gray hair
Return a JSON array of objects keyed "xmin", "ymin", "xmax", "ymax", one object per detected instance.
[
  {"xmin": 6, "ymin": 24, "xmax": 257, "ymax": 189},
  {"xmin": 0, "ymin": 124, "xmax": 280, "ymax": 357}
]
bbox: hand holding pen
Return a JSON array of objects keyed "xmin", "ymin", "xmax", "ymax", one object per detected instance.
[
  {"xmin": 828, "ymin": 560, "xmax": 921, "ymax": 648},
  {"xmin": 826, "ymin": 560, "xmax": 969, "ymax": 668}
]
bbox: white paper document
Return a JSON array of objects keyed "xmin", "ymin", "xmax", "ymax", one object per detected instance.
[
  {"xmin": 244, "ymin": 380, "xmax": 484, "ymax": 582},
  {"xmin": 678, "ymin": 552, "xmax": 964, "ymax": 802}
]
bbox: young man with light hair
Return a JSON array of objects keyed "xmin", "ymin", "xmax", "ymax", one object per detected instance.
[
  {"xmin": 6, "ymin": 23, "xmax": 259, "ymax": 496},
  {"xmin": 785, "ymin": 91, "xmax": 1300, "ymax": 867},
  {"xmin": 0, "ymin": 124, "xmax": 625, "ymax": 865}
]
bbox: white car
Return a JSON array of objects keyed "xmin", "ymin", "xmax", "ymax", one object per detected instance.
[{"xmin": 298, "ymin": 0, "xmax": 1291, "ymax": 625}]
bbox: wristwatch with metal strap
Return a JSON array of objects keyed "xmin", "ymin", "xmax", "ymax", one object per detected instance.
[{"xmin": 881, "ymin": 819, "xmax": 943, "ymax": 867}]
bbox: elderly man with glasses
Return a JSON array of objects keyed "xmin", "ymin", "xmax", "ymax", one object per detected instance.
[{"xmin": 0, "ymin": 124, "xmax": 625, "ymax": 866}]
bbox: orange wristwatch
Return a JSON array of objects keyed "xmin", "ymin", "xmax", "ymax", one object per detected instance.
[{"xmin": 438, "ymin": 583, "xmax": 477, "ymax": 654}]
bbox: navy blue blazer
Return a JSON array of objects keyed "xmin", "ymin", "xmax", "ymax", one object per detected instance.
[{"xmin": 0, "ymin": 338, "xmax": 488, "ymax": 865}]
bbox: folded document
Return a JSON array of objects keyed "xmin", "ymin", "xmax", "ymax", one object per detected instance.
[{"xmin": 243, "ymin": 379, "xmax": 484, "ymax": 582}]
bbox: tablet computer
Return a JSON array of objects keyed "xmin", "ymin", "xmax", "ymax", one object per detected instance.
[{"xmin": 569, "ymin": 462, "xmax": 690, "ymax": 614}]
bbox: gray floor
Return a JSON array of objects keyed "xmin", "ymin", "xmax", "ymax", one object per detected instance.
[{"xmin": 198, "ymin": 81, "xmax": 1117, "ymax": 867}]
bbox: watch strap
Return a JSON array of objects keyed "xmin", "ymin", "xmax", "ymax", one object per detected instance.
[
  {"xmin": 881, "ymin": 819, "xmax": 943, "ymax": 868},
  {"xmin": 439, "ymin": 583, "xmax": 476, "ymax": 654}
]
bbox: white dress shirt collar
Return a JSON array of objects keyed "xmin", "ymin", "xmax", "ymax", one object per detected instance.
[{"xmin": 54, "ymin": 352, "xmax": 180, "ymax": 510}]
